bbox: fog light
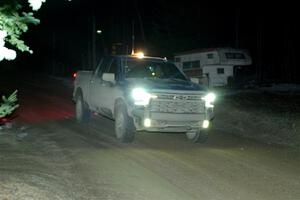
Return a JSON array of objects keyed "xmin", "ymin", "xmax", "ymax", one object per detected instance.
[
  {"xmin": 144, "ymin": 118, "xmax": 151, "ymax": 127},
  {"xmin": 202, "ymin": 120, "xmax": 209, "ymax": 129}
]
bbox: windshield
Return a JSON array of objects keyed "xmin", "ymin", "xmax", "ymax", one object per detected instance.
[{"xmin": 122, "ymin": 58, "xmax": 187, "ymax": 80}]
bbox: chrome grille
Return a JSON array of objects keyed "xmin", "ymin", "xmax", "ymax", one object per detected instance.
[
  {"xmin": 155, "ymin": 94, "xmax": 203, "ymax": 101},
  {"xmin": 150, "ymin": 93, "xmax": 205, "ymax": 114}
]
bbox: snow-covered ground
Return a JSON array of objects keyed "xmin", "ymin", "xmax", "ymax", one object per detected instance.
[
  {"xmin": 214, "ymin": 87, "xmax": 300, "ymax": 148},
  {"xmin": 1, "ymin": 75, "xmax": 300, "ymax": 199},
  {"xmin": 259, "ymin": 83, "xmax": 300, "ymax": 95},
  {"xmin": 1, "ymin": 75, "xmax": 299, "ymax": 149}
]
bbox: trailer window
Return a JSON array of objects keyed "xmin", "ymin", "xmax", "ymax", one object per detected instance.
[
  {"xmin": 183, "ymin": 60, "xmax": 200, "ymax": 69},
  {"xmin": 175, "ymin": 57, "xmax": 181, "ymax": 62},
  {"xmin": 191, "ymin": 60, "xmax": 200, "ymax": 68},
  {"xmin": 235, "ymin": 53, "xmax": 245, "ymax": 59},
  {"xmin": 217, "ymin": 68, "xmax": 224, "ymax": 74},
  {"xmin": 225, "ymin": 53, "xmax": 245, "ymax": 59},
  {"xmin": 182, "ymin": 61, "xmax": 192, "ymax": 69},
  {"xmin": 207, "ymin": 53, "xmax": 214, "ymax": 59}
]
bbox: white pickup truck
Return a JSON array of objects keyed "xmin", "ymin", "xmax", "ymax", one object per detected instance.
[{"xmin": 73, "ymin": 54, "xmax": 215, "ymax": 143}]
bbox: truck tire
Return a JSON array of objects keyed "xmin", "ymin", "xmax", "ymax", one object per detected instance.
[
  {"xmin": 114, "ymin": 102, "xmax": 135, "ymax": 143},
  {"xmin": 75, "ymin": 93, "xmax": 91, "ymax": 123},
  {"xmin": 186, "ymin": 130, "xmax": 208, "ymax": 143}
]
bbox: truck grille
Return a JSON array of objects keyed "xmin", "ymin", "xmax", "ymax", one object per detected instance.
[{"xmin": 150, "ymin": 93, "xmax": 205, "ymax": 114}]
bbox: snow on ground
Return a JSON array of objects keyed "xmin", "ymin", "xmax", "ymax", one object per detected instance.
[
  {"xmin": 259, "ymin": 83, "xmax": 300, "ymax": 95},
  {"xmin": 214, "ymin": 87, "xmax": 300, "ymax": 149},
  {"xmin": 1, "ymin": 75, "xmax": 299, "ymax": 149},
  {"xmin": 21, "ymin": 76, "xmax": 300, "ymax": 149},
  {"xmin": 0, "ymin": 75, "xmax": 300, "ymax": 199},
  {"xmin": 0, "ymin": 126, "xmax": 83, "ymax": 200}
]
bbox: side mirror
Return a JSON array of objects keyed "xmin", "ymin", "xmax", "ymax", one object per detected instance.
[
  {"xmin": 190, "ymin": 77, "xmax": 199, "ymax": 84},
  {"xmin": 102, "ymin": 73, "xmax": 115, "ymax": 83}
]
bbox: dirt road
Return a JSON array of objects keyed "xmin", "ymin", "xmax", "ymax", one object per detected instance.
[{"xmin": 1, "ymin": 76, "xmax": 299, "ymax": 200}]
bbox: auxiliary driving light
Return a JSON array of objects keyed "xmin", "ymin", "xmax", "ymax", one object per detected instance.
[
  {"xmin": 132, "ymin": 52, "xmax": 145, "ymax": 59},
  {"xmin": 144, "ymin": 118, "xmax": 151, "ymax": 127},
  {"xmin": 202, "ymin": 120, "xmax": 209, "ymax": 129}
]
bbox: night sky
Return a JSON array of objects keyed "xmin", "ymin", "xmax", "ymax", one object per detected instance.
[{"xmin": 3, "ymin": 0, "xmax": 299, "ymax": 83}]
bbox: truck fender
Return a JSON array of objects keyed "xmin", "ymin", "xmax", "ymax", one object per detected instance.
[
  {"xmin": 75, "ymin": 87, "xmax": 83, "ymax": 100},
  {"xmin": 75, "ymin": 87, "xmax": 91, "ymax": 110},
  {"xmin": 114, "ymin": 98, "xmax": 127, "ymax": 119}
]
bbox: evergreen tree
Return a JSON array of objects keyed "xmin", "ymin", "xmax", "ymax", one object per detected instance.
[{"xmin": 0, "ymin": 0, "xmax": 45, "ymax": 119}]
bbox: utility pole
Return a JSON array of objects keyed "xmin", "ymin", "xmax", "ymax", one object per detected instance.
[
  {"xmin": 134, "ymin": 0, "xmax": 146, "ymax": 47},
  {"xmin": 131, "ymin": 20, "xmax": 135, "ymax": 54},
  {"xmin": 235, "ymin": 7, "xmax": 240, "ymax": 48},
  {"xmin": 52, "ymin": 31, "xmax": 56, "ymax": 75},
  {"xmin": 256, "ymin": 19, "xmax": 263, "ymax": 83},
  {"xmin": 283, "ymin": 23, "xmax": 292, "ymax": 82},
  {"xmin": 87, "ymin": 15, "xmax": 91, "ymax": 70},
  {"xmin": 92, "ymin": 7, "xmax": 96, "ymax": 69}
]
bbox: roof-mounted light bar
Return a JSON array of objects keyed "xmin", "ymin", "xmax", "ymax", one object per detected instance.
[{"xmin": 132, "ymin": 51, "xmax": 145, "ymax": 59}]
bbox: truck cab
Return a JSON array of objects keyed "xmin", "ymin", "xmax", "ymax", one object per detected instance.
[{"xmin": 73, "ymin": 54, "xmax": 215, "ymax": 143}]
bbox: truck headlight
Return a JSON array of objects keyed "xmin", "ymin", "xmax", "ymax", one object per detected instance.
[
  {"xmin": 131, "ymin": 88, "xmax": 156, "ymax": 106},
  {"xmin": 202, "ymin": 92, "xmax": 216, "ymax": 108}
]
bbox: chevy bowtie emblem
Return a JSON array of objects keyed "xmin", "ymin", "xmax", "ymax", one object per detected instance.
[{"xmin": 173, "ymin": 95, "xmax": 188, "ymax": 100}]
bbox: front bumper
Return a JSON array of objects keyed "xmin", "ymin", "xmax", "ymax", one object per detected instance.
[{"xmin": 131, "ymin": 107, "xmax": 213, "ymax": 132}]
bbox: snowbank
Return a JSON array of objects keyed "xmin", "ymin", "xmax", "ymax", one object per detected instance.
[
  {"xmin": 259, "ymin": 84, "xmax": 300, "ymax": 95},
  {"xmin": 214, "ymin": 89, "xmax": 300, "ymax": 149}
]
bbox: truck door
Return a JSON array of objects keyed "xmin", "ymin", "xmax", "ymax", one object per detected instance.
[
  {"xmin": 89, "ymin": 57, "xmax": 112, "ymax": 111},
  {"xmin": 100, "ymin": 58, "xmax": 120, "ymax": 116}
]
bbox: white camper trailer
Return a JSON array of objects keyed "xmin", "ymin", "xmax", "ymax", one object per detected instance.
[{"xmin": 174, "ymin": 48, "xmax": 252, "ymax": 87}]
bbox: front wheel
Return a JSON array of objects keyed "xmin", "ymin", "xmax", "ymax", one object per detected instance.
[
  {"xmin": 75, "ymin": 94, "xmax": 91, "ymax": 123},
  {"xmin": 114, "ymin": 103, "xmax": 135, "ymax": 143},
  {"xmin": 186, "ymin": 130, "xmax": 208, "ymax": 143}
]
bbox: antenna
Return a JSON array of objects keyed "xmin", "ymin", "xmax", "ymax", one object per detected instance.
[{"xmin": 131, "ymin": 20, "xmax": 135, "ymax": 55}]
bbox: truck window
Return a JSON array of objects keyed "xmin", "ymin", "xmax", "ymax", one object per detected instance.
[
  {"xmin": 107, "ymin": 58, "xmax": 119, "ymax": 80},
  {"xmin": 124, "ymin": 59, "xmax": 187, "ymax": 80},
  {"xmin": 97, "ymin": 57, "xmax": 112, "ymax": 77},
  {"xmin": 108, "ymin": 59, "xmax": 118, "ymax": 74},
  {"xmin": 94, "ymin": 58, "xmax": 103, "ymax": 74}
]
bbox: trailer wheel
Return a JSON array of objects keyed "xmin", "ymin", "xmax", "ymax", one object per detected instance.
[
  {"xmin": 186, "ymin": 130, "xmax": 208, "ymax": 143},
  {"xmin": 75, "ymin": 93, "xmax": 91, "ymax": 123},
  {"xmin": 114, "ymin": 102, "xmax": 135, "ymax": 143}
]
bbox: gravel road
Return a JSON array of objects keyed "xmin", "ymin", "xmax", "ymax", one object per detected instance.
[{"xmin": 1, "ymin": 76, "xmax": 299, "ymax": 200}]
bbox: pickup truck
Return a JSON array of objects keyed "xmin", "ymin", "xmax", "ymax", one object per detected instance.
[{"xmin": 73, "ymin": 54, "xmax": 215, "ymax": 143}]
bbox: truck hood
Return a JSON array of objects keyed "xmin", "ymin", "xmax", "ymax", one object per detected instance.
[{"xmin": 124, "ymin": 78, "xmax": 207, "ymax": 91}]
